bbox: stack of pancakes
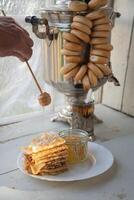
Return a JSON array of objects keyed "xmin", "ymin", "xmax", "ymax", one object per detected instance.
[{"xmin": 22, "ymin": 133, "xmax": 68, "ymax": 175}]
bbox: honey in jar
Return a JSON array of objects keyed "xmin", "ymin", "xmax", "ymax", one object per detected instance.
[{"xmin": 59, "ymin": 129, "xmax": 89, "ymax": 164}]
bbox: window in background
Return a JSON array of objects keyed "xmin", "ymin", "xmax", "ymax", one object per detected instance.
[{"xmin": 0, "ymin": 0, "xmax": 64, "ymax": 124}]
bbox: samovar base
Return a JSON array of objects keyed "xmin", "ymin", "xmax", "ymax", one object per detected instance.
[
  {"xmin": 51, "ymin": 106, "xmax": 103, "ymax": 142},
  {"xmin": 51, "ymin": 107, "xmax": 103, "ymax": 124},
  {"xmin": 51, "ymin": 110, "xmax": 72, "ymax": 126}
]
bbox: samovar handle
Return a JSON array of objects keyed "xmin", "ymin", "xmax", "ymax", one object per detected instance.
[
  {"xmin": 25, "ymin": 16, "xmax": 53, "ymax": 40},
  {"xmin": 110, "ymin": 11, "xmax": 121, "ymax": 27}
]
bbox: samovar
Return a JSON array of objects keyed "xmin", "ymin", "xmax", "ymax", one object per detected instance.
[{"xmin": 25, "ymin": 0, "xmax": 120, "ymax": 141}]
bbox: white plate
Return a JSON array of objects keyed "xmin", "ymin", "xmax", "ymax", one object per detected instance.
[{"xmin": 17, "ymin": 142, "xmax": 114, "ymax": 182}]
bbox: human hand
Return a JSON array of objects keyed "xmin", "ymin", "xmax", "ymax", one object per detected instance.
[{"xmin": 0, "ymin": 16, "xmax": 33, "ymax": 61}]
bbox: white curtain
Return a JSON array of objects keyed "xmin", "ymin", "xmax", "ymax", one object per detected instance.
[{"xmin": 0, "ymin": 0, "xmax": 64, "ymax": 123}]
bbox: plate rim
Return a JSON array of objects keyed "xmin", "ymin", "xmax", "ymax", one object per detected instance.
[{"xmin": 17, "ymin": 142, "xmax": 114, "ymax": 182}]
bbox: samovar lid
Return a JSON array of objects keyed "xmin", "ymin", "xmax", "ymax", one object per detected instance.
[
  {"xmin": 40, "ymin": 5, "xmax": 69, "ymax": 13},
  {"xmin": 39, "ymin": 1, "xmax": 88, "ymax": 29},
  {"xmin": 39, "ymin": 2, "xmax": 86, "ymax": 29},
  {"xmin": 40, "ymin": 0, "xmax": 71, "ymax": 13},
  {"xmin": 40, "ymin": 0, "xmax": 89, "ymax": 14}
]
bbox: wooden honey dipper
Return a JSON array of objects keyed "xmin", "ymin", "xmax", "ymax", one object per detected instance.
[
  {"xmin": 1, "ymin": 10, "xmax": 51, "ymax": 107},
  {"xmin": 25, "ymin": 61, "xmax": 51, "ymax": 107}
]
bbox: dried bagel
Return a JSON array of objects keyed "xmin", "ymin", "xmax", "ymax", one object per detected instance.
[
  {"xmin": 64, "ymin": 66, "xmax": 80, "ymax": 80},
  {"xmin": 88, "ymin": 69, "xmax": 98, "ymax": 87},
  {"xmin": 68, "ymin": 1, "xmax": 88, "ymax": 12},
  {"xmin": 82, "ymin": 74, "xmax": 91, "ymax": 91},
  {"xmin": 74, "ymin": 65, "xmax": 88, "ymax": 82},
  {"xmin": 88, "ymin": 62, "xmax": 104, "ymax": 79},
  {"xmin": 88, "ymin": 0, "xmax": 108, "ymax": 10}
]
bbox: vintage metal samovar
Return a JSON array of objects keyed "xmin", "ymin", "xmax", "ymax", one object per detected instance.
[{"xmin": 25, "ymin": 0, "xmax": 120, "ymax": 141}]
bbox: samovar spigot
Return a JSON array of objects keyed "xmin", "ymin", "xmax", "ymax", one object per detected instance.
[{"xmin": 110, "ymin": 11, "xmax": 121, "ymax": 27}]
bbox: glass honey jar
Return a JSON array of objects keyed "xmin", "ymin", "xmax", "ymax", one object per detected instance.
[{"xmin": 59, "ymin": 129, "xmax": 89, "ymax": 164}]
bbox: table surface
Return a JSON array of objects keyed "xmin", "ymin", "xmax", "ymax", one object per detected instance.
[{"xmin": 0, "ymin": 104, "xmax": 134, "ymax": 200}]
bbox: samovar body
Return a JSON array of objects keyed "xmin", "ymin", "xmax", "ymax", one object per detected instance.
[{"xmin": 25, "ymin": 0, "xmax": 120, "ymax": 140}]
